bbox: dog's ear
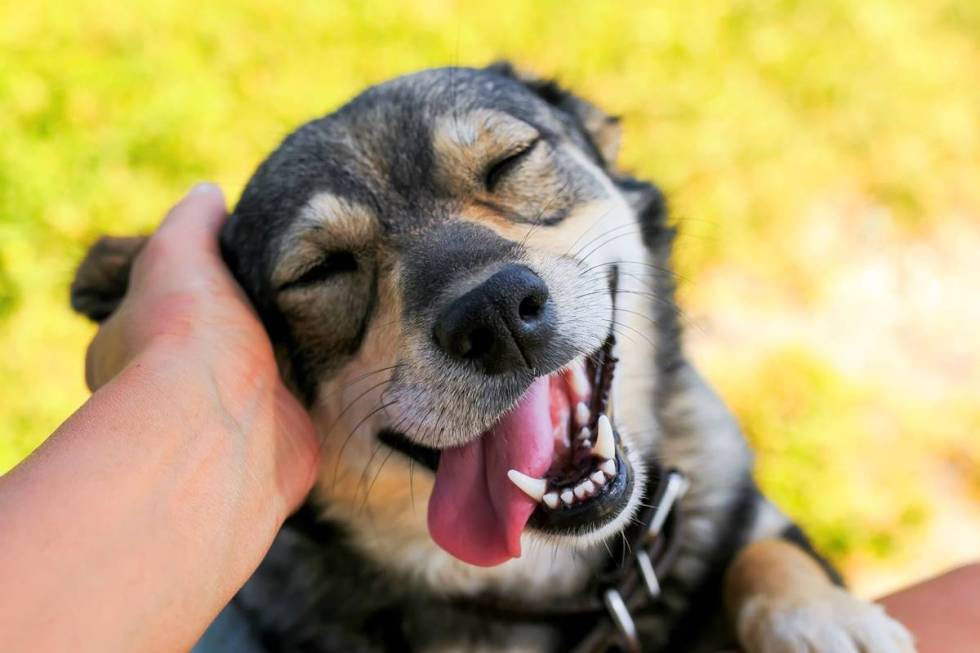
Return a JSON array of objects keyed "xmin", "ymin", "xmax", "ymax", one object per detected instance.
[
  {"xmin": 485, "ymin": 61, "xmax": 621, "ymax": 166},
  {"xmin": 70, "ymin": 235, "xmax": 147, "ymax": 322}
]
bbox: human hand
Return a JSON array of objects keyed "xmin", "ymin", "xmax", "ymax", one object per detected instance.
[
  {"xmin": 84, "ymin": 182, "xmax": 319, "ymax": 516},
  {"xmin": 0, "ymin": 184, "xmax": 321, "ymax": 652}
]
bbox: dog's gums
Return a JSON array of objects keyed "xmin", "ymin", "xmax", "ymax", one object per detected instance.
[{"xmin": 509, "ymin": 337, "xmax": 632, "ymax": 515}]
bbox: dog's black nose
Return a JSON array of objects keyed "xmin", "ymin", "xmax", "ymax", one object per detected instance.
[{"xmin": 434, "ymin": 265, "xmax": 554, "ymax": 375}]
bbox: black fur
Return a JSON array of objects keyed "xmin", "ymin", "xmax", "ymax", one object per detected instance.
[
  {"xmin": 72, "ymin": 64, "xmax": 840, "ymax": 652},
  {"xmin": 218, "ymin": 66, "xmax": 748, "ymax": 651}
]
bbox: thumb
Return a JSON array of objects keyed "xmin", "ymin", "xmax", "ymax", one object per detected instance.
[
  {"xmin": 129, "ymin": 183, "xmax": 233, "ymax": 292},
  {"xmin": 155, "ymin": 182, "xmax": 228, "ymax": 259}
]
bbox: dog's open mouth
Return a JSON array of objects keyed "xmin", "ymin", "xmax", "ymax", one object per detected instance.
[
  {"xmin": 380, "ymin": 336, "xmax": 634, "ymax": 567},
  {"xmin": 524, "ymin": 337, "xmax": 633, "ymax": 534}
]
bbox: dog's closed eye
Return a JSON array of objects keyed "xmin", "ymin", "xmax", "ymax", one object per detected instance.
[
  {"xmin": 484, "ymin": 138, "xmax": 540, "ymax": 191},
  {"xmin": 278, "ymin": 250, "xmax": 358, "ymax": 291}
]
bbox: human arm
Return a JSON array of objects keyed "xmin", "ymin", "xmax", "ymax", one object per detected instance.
[{"xmin": 0, "ymin": 184, "xmax": 320, "ymax": 652}]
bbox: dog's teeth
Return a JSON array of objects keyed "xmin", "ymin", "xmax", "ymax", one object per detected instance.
[
  {"xmin": 507, "ymin": 469, "xmax": 546, "ymax": 502},
  {"xmin": 542, "ymin": 492, "xmax": 559, "ymax": 509},
  {"xmin": 595, "ymin": 414, "xmax": 615, "ymax": 460},
  {"xmin": 582, "ymin": 479, "xmax": 596, "ymax": 495},
  {"xmin": 573, "ymin": 483, "xmax": 588, "ymax": 499},
  {"xmin": 600, "ymin": 458, "xmax": 617, "ymax": 477},
  {"xmin": 575, "ymin": 402, "xmax": 590, "ymax": 427},
  {"xmin": 560, "ymin": 489, "xmax": 575, "ymax": 505},
  {"xmin": 590, "ymin": 470, "xmax": 606, "ymax": 486},
  {"xmin": 569, "ymin": 363, "xmax": 591, "ymax": 398},
  {"xmin": 577, "ymin": 427, "xmax": 591, "ymax": 441}
]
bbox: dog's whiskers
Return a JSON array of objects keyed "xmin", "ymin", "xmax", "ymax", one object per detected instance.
[
  {"xmin": 519, "ymin": 179, "xmax": 572, "ymax": 248},
  {"xmin": 574, "ymin": 228, "xmax": 646, "ymax": 264},
  {"xmin": 317, "ymin": 363, "xmax": 405, "ymax": 409},
  {"xmin": 576, "ymin": 259, "xmax": 688, "ymax": 283},
  {"xmin": 318, "ymin": 373, "xmax": 399, "ymax": 451},
  {"xmin": 409, "ymin": 458, "xmax": 417, "ymax": 513},
  {"xmin": 607, "ymin": 318, "xmax": 659, "ymax": 351},
  {"xmin": 359, "ymin": 446, "xmax": 396, "ymax": 513},
  {"xmin": 331, "ymin": 399, "xmax": 399, "ymax": 491},
  {"xmin": 359, "ymin": 399, "xmax": 436, "ymax": 513},
  {"xmin": 561, "ymin": 205, "xmax": 623, "ymax": 258}
]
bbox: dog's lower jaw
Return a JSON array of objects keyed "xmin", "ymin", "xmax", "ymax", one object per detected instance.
[
  {"xmin": 310, "ymin": 435, "xmax": 647, "ymax": 601},
  {"xmin": 331, "ymin": 503, "xmax": 606, "ymax": 600},
  {"xmin": 525, "ymin": 433, "xmax": 648, "ymax": 552},
  {"xmin": 310, "ymin": 445, "xmax": 648, "ymax": 612}
]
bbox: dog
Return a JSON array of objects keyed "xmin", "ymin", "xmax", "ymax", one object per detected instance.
[{"xmin": 71, "ymin": 63, "xmax": 916, "ymax": 652}]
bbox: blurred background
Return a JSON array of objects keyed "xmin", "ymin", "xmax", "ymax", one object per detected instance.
[{"xmin": 2, "ymin": 0, "xmax": 978, "ymax": 597}]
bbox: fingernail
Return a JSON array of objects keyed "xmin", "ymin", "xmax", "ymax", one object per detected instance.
[{"xmin": 189, "ymin": 181, "xmax": 221, "ymax": 196}]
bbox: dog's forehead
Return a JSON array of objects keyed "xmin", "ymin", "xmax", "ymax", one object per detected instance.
[
  {"xmin": 308, "ymin": 69, "xmax": 561, "ymax": 222},
  {"xmin": 342, "ymin": 67, "xmax": 557, "ymax": 137},
  {"xmin": 224, "ymin": 67, "xmax": 593, "ymax": 295}
]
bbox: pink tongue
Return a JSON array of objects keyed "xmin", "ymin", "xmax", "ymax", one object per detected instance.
[{"xmin": 428, "ymin": 377, "xmax": 555, "ymax": 567}]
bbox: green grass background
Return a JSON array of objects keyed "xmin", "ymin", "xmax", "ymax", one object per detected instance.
[{"xmin": 3, "ymin": 0, "xmax": 979, "ymax": 590}]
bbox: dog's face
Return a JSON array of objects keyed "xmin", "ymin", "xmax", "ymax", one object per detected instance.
[{"xmin": 221, "ymin": 65, "xmax": 669, "ymax": 570}]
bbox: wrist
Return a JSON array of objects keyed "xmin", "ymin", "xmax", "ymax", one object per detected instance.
[{"xmin": 0, "ymin": 342, "xmax": 286, "ymax": 652}]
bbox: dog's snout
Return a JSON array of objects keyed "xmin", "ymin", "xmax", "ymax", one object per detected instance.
[{"xmin": 433, "ymin": 265, "xmax": 554, "ymax": 375}]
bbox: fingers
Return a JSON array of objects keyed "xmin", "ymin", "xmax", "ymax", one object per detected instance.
[
  {"xmin": 129, "ymin": 183, "xmax": 235, "ymax": 295},
  {"xmin": 156, "ymin": 182, "xmax": 228, "ymax": 256},
  {"xmin": 134, "ymin": 182, "xmax": 228, "ymax": 274},
  {"xmin": 85, "ymin": 183, "xmax": 232, "ymax": 390}
]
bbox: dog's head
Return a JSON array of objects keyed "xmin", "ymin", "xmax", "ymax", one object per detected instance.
[{"xmin": 74, "ymin": 64, "xmax": 674, "ymax": 571}]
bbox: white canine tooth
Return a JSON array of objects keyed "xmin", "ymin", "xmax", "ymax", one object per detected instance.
[
  {"xmin": 595, "ymin": 414, "xmax": 615, "ymax": 460},
  {"xmin": 590, "ymin": 470, "xmax": 606, "ymax": 486},
  {"xmin": 543, "ymin": 492, "xmax": 559, "ymax": 509},
  {"xmin": 577, "ymin": 427, "xmax": 591, "ymax": 441},
  {"xmin": 573, "ymin": 483, "xmax": 588, "ymax": 499},
  {"xmin": 600, "ymin": 458, "xmax": 617, "ymax": 477},
  {"xmin": 575, "ymin": 402, "xmax": 591, "ymax": 427},
  {"xmin": 569, "ymin": 362, "xmax": 590, "ymax": 397},
  {"xmin": 560, "ymin": 489, "xmax": 575, "ymax": 505},
  {"xmin": 507, "ymin": 469, "xmax": 547, "ymax": 502},
  {"xmin": 582, "ymin": 480, "xmax": 596, "ymax": 495}
]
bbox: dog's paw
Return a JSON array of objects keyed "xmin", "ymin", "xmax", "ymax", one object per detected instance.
[{"xmin": 736, "ymin": 586, "xmax": 916, "ymax": 653}]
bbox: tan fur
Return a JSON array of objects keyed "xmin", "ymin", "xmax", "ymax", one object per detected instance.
[
  {"xmin": 581, "ymin": 113, "xmax": 620, "ymax": 165},
  {"xmin": 725, "ymin": 539, "xmax": 916, "ymax": 653},
  {"xmin": 73, "ymin": 68, "xmax": 918, "ymax": 651},
  {"xmin": 271, "ymin": 193, "xmax": 380, "ymax": 288},
  {"xmin": 432, "ymin": 109, "xmax": 539, "ymax": 196},
  {"xmin": 299, "ymin": 246, "xmax": 595, "ymax": 599},
  {"xmin": 725, "ymin": 539, "xmax": 830, "ymax": 615},
  {"xmin": 269, "ymin": 127, "xmax": 654, "ymax": 600}
]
